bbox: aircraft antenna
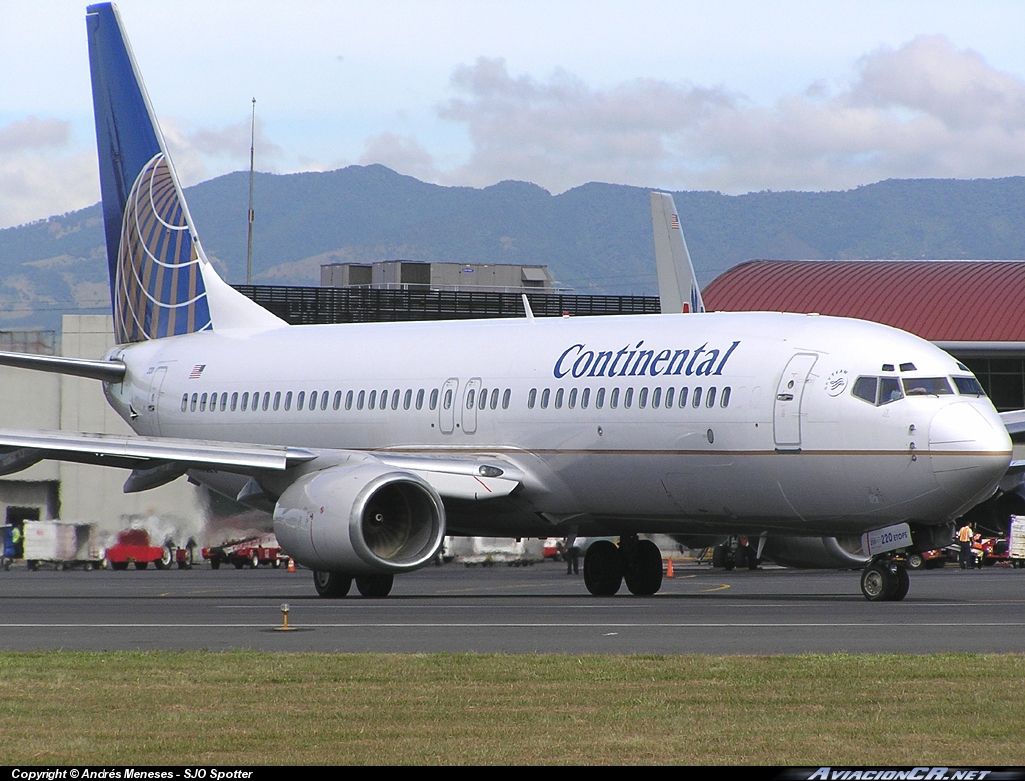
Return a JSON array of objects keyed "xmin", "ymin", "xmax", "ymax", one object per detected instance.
[{"xmin": 246, "ymin": 97, "xmax": 256, "ymax": 285}]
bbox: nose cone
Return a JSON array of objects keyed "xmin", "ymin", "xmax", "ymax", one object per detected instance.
[{"xmin": 929, "ymin": 401, "xmax": 1012, "ymax": 511}]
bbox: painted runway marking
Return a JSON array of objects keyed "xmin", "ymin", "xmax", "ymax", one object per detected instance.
[{"xmin": 3, "ymin": 622, "xmax": 1024, "ymax": 629}]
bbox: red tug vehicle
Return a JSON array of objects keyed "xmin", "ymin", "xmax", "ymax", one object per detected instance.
[{"xmin": 202, "ymin": 534, "xmax": 285, "ymax": 570}]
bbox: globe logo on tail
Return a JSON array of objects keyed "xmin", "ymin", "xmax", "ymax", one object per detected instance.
[{"xmin": 115, "ymin": 153, "xmax": 211, "ymax": 343}]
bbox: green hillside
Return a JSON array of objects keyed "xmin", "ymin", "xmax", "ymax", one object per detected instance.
[{"xmin": 2, "ymin": 165, "xmax": 1024, "ymax": 331}]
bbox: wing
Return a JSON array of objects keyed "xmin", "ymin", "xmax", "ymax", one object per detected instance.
[{"xmin": 0, "ymin": 428, "xmax": 522, "ymax": 501}]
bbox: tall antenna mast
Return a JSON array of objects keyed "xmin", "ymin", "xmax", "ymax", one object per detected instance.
[{"xmin": 246, "ymin": 97, "xmax": 256, "ymax": 285}]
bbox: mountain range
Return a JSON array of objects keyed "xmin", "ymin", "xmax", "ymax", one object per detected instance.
[{"xmin": 3, "ymin": 165, "xmax": 1025, "ymax": 332}]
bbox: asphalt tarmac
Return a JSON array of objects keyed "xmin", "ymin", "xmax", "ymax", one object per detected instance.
[{"xmin": 1, "ymin": 559, "xmax": 1022, "ymax": 653}]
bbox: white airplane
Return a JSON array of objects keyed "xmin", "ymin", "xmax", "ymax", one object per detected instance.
[{"xmin": 0, "ymin": 3, "xmax": 1013, "ymax": 601}]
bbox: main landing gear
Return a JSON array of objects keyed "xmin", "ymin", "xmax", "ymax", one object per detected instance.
[
  {"xmin": 583, "ymin": 536, "xmax": 663, "ymax": 596},
  {"xmin": 313, "ymin": 571, "xmax": 395, "ymax": 598},
  {"xmin": 860, "ymin": 557, "xmax": 910, "ymax": 602}
]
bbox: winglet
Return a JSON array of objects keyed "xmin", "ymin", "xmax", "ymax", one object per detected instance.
[
  {"xmin": 522, "ymin": 294, "xmax": 535, "ymax": 322},
  {"xmin": 650, "ymin": 191, "xmax": 704, "ymax": 314}
]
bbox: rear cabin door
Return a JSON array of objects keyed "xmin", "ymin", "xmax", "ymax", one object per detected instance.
[
  {"xmin": 439, "ymin": 378, "xmax": 459, "ymax": 434},
  {"xmin": 147, "ymin": 365, "xmax": 169, "ymax": 435},
  {"xmin": 773, "ymin": 353, "xmax": 818, "ymax": 450}
]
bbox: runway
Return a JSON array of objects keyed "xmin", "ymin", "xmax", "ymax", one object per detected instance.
[{"xmin": 1, "ymin": 560, "xmax": 1022, "ymax": 653}]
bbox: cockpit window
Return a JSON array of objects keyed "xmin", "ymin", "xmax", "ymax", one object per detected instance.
[
  {"xmin": 952, "ymin": 376, "xmax": 986, "ymax": 396},
  {"xmin": 852, "ymin": 376, "xmax": 877, "ymax": 404},
  {"xmin": 879, "ymin": 377, "xmax": 903, "ymax": 405},
  {"xmin": 902, "ymin": 377, "xmax": 953, "ymax": 397}
]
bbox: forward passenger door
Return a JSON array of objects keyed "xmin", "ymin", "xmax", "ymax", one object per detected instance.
[{"xmin": 774, "ymin": 354, "xmax": 818, "ymax": 451}]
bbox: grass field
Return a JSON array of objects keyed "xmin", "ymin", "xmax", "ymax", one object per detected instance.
[{"xmin": 1, "ymin": 652, "xmax": 1022, "ymax": 765}]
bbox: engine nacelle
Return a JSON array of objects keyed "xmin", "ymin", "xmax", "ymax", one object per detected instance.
[
  {"xmin": 759, "ymin": 535, "xmax": 869, "ymax": 569},
  {"xmin": 273, "ymin": 464, "xmax": 446, "ymax": 575}
]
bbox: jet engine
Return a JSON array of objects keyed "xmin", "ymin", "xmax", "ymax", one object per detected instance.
[
  {"xmin": 273, "ymin": 464, "xmax": 445, "ymax": 574},
  {"xmin": 759, "ymin": 535, "xmax": 869, "ymax": 569}
]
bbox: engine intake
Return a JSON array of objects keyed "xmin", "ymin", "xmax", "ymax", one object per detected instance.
[{"xmin": 273, "ymin": 464, "xmax": 445, "ymax": 574}]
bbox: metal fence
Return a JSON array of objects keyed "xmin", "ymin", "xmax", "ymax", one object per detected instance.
[{"xmin": 234, "ymin": 285, "xmax": 660, "ymax": 325}]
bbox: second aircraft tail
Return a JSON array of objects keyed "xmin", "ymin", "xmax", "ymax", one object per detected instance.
[{"xmin": 650, "ymin": 191, "xmax": 705, "ymax": 314}]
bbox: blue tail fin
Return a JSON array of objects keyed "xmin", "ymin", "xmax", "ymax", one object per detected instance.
[{"xmin": 86, "ymin": 3, "xmax": 283, "ymax": 343}]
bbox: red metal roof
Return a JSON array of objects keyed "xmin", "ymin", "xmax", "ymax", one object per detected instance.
[{"xmin": 702, "ymin": 260, "xmax": 1025, "ymax": 342}]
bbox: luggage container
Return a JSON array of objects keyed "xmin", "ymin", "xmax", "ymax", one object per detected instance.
[{"xmin": 23, "ymin": 520, "xmax": 102, "ymax": 570}]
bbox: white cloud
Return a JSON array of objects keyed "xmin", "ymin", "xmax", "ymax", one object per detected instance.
[
  {"xmin": 358, "ymin": 132, "xmax": 440, "ymax": 181},
  {"xmin": 424, "ymin": 36, "xmax": 1025, "ymax": 193},
  {"xmin": 0, "ymin": 116, "xmax": 97, "ymax": 229},
  {"xmin": 0, "ymin": 117, "xmax": 70, "ymax": 153},
  {"xmin": 161, "ymin": 116, "xmax": 284, "ymax": 187}
]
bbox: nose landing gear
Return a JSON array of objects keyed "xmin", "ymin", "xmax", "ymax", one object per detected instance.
[{"xmin": 860, "ymin": 557, "xmax": 910, "ymax": 601}]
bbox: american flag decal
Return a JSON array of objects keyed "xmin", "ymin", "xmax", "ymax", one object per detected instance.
[
  {"xmin": 670, "ymin": 214, "xmax": 680, "ymax": 230},
  {"xmin": 189, "ymin": 364, "xmax": 206, "ymax": 379}
]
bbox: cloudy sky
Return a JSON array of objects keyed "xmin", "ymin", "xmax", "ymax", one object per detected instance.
[{"xmin": 3, "ymin": 0, "xmax": 1025, "ymax": 228}]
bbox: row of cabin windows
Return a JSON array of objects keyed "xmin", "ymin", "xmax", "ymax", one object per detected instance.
[
  {"xmin": 526, "ymin": 385, "xmax": 731, "ymax": 411},
  {"xmin": 180, "ymin": 387, "xmax": 513, "ymax": 414}
]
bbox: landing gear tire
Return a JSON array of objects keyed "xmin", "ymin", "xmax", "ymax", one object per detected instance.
[
  {"xmin": 623, "ymin": 539, "xmax": 663, "ymax": 596},
  {"xmin": 583, "ymin": 540, "xmax": 623, "ymax": 596},
  {"xmin": 891, "ymin": 564, "xmax": 910, "ymax": 601},
  {"xmin": 355, "ymin": 574, "xmax": 394, "ymax": 598},
  {"xmin": 313, "ymin": 570, "xmax": 352, "ymax": 598},
  {"xmin": 861, "ymin": 563, "xmax": 895, "ymax": 601}
]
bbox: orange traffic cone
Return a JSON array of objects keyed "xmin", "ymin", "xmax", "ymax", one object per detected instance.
[
  {"xmin": 666, "ymin": 558, "xmax": 674, "ymax": 578},
  {"xmin": 287, "ymin": 558, "xmax": 296, "ymax": 573}
]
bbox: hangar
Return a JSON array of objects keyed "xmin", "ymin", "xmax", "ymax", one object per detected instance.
[{"xmin": 703, "ymin": 260, "xmax": 1025, "ymax": 413}]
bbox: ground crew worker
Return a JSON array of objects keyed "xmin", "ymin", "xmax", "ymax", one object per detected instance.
[
  {"xmin": 11, "ymin": 524, "xmax": 22, "ymax": 558},
  {"xmin": 958, "ymin": 522, "xmax": 974, "ymax": 569}
]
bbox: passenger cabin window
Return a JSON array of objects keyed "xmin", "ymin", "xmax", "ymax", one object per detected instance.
[
  {"xmin": 902, "ymin": 377, "xmax": 953, "ymax": 396},
  {"xmin": 345, "ymin": 391, "xmax": 354, "ymax": 410},
  {"xmin": 404, "ymin": 389, "xmax": 412, "ymax": 410},
  {"xmin": 541, "ymin": 389, "xmax": 550, "ymax": 409},
  {"xmin": 284, "ymin": 391, "xmax": 292, "ymax": 411},
  {"xmin": 528, "ymin": 388, "xmax": 537, "ymax": 409},
  {"xmin": 430, "ymin": 389, "xmax": 439, "ymax": 410},
  {"xmin": 241, "ymin": 392, "xmax": 249, "ymax": 412},
  {"xmin": 334, "ymin": 391, "xmax": 342, "ymax": 411},
  {"xmin": 706, "ymin": 387, "xmax": 717, "ymax": 407},
  {"xmin": 678, "ymin": 387, "xmax": 688, "ymax": 408},
  {"xmin": 181, "ymin": 394, "xmax": 188, "ymax": 413},
  {"xmin": 596, "ymin": 388, "xmax": 605, "ymax": 409},
  {"xmin": 720, "ymin": 387, "xmax": 731, "ymax": 408},
  {"xmin": 502, "ymin": 389, "xmax": 511, "ymax": 409},
  {"xmin": 231, "ymin": 392, "xmax": 238, "ymax": 412},
  {"xmin": 417, "ymin": 389, "xmax": 425, "ymax": 410}
]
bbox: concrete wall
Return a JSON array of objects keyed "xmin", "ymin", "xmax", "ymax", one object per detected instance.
[{"xmin": 0, "ymin": 316, "xmax": 203, "ymax": 543}]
